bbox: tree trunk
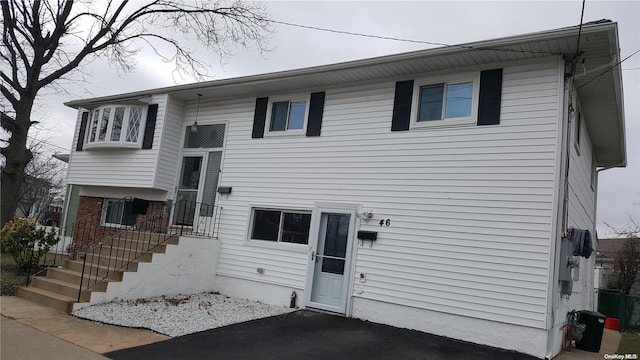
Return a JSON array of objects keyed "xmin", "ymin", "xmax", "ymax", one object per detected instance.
[{"xmin": 1, "ymin": 99, "xmax": 34, "ymax": 227}]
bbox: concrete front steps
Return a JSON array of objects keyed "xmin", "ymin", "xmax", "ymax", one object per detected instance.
[{"xmin": 15, "ymin": 233, "xmax": 179, "ymax": 313}]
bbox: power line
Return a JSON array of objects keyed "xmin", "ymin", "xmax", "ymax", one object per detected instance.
[
  {"xmin": 574, "ymin": 0, "xmax": 586, "ymax": 59},
  {"xmin": 577, "ymin": 48, "xmax": 640, "ymax": 103},
  {"xmin": 268, "ymin": 19, "xmax": 564, "ymax": 56},
  {"xmin": 577, "ymin": 49, "xmax": 640, "ymax": 91},
  {"xmin": 26, "ymin": 135, "xmax": 71, "ymax": 152}
]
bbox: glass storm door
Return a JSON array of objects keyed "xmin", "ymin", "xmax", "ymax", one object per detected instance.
[
  {"xmin": 173, "ymin": 152, "xmax": 222, "ymax": 228},
  {"xmin": 308, "ymin": 211, "xmax": 355, "ymax": 313},
  {"xmin": 174, "ymin": 156, "xmax": 202, "ymax": 226}
]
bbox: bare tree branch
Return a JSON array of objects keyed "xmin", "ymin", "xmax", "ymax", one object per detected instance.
[{"xmin": 1, "ymin": 0, "xmax": 271, "ymax": 227}]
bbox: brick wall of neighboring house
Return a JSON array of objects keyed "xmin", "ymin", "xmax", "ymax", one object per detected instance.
[{"xmin": 70, "ymin": 196, "xmax": 171, "ymax": 255}]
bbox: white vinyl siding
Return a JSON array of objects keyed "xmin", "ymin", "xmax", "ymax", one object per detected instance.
[
  {"xmin": 214, "ymin": 59, "xmax": 561, "ymax": 328},
  {"xmin": 67, "ymin": 95, "xmax": 167, "ymax": 189},
  {"xmin": 565, "ymin": 90, "xmax": 598, "ymax": 311},
  {"xmin": 154, "ymin": 95, "xmax": 184, "ymax": 196}
]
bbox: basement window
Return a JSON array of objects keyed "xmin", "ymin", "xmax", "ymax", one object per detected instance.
[
  {"xmin": 102, "ymin": 199, "xmax": 136, "ymax": 227},
  {"xmin": 249, "ymin": 208, "xmax": 311, "ymax": 244}
]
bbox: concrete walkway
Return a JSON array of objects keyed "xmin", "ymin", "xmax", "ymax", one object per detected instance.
[
  {"xmin": 0, "ymin": 295, "xmax": 623, "ymax": 360},
  {"xmin": 1, "ymin": 296, "xmax": 168, "ymax": 359},
  {"xmin": 555, "ymin": 328, "xmax": 622, "ymax": 360}
]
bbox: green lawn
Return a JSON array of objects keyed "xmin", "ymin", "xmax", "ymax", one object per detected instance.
[
  {"xmin": 0, "ymin": 252, "xmax": 27, "ymax": 295},
  {"xmin": 618, "ymin": 331, "xmax": 640, "ymax": 356},
  {"xmin": 1, "ymin": 252, "xmax": 69, "ymax": 295}
]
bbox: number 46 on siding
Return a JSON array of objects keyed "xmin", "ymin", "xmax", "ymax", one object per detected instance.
[{"xmin": 379, "ymin": 219, "xmax": 391, "ymax": 227}]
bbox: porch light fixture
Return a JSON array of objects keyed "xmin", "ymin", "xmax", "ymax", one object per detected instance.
[{"xmin": 191, "ymin": 93, "xmax": 203, "ymax": 133}]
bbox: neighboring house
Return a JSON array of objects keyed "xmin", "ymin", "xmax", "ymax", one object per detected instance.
[
  {"xmin": 595, "ymin": 238, "xmax": 640, "ymax": 290},
  {"xmin": 56, "ymin": 21, "xmax": 625, "ymax": 359},
  {"xmin": 16, "ymin": 175, "xmax": 53, "ymax": 220}
]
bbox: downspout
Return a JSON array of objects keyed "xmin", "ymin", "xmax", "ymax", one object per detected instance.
[{"xmin": 545, "ymin": 57, "xmax": 574, "ymax": 359}]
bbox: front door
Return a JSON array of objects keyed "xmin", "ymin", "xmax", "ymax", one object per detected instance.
[
  {"xmin": 307, "ymin": 210, "xmax": 355, "ymax": 313},
  {"xmin": 173, "ymin": 151, "xmax": 222, "ymax": 229}
]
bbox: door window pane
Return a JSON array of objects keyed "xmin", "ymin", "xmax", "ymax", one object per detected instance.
[
  {"xmin": 281, "ymin": 212, "xmax": 311, "ymax": 244},
  {"xmin": 179, "ymin": 157, "xmax": 202, "ymax": 189},
  {"xmin": 445, "ymin": 82, "xmax": 473, "ymax": 118},
  {"xmin": 418, "ymin": 84, "xmax": 444, "ymax": 121},
  {"xmin": 200, "ymin": 152, "xmax": 221, "ymax": 217},
  {"xmin": 321, "ymin": 214, "xmax": 350, "ymax": 274},
  {"xmin": 174, "ymin": 191, "xmax": 197, "ymax": 226},
  {"xmin": 251, "ymin": 210, "xmax": 281, "ymax": 241}
]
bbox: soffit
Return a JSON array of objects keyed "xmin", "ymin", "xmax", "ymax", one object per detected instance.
[{"xmin": 65, "ymin": 22, "xmax": 625, "ymax": 166}]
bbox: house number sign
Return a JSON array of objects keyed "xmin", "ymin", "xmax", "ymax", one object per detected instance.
[{"xmin": 379, "ymin": 219, "xmax": 391, "ymax": 227}]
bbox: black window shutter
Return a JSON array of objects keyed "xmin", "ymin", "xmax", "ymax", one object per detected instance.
[
  {"xmin": 306, "ymin": 92, "xmax": 326, "ymax": 137},
  {"xmin": 76, "ymin": 112, "xmax": 89, "ymax": 151},
  {"xmin": 142, "ymin": 104, "xmax": 159, "ymax": 149},
  {"xmin": 252, "ymin": 97, "xmax": 269, "ymax": 138},
  {"xmin": 391, "ymin": 80, "xmax": 414, "ymax": 131},
  {"xmin": 122, "ymin": 199, "xmax": 137, "ymax": 226},
  {"xmin": 477, "ymin": 69, "xmax": 503, "ymax": 126}
]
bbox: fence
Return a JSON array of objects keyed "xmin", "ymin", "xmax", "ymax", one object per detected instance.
[{"xmin": 598, "ymin": 288, "xmax": 640, "ymax": 330}]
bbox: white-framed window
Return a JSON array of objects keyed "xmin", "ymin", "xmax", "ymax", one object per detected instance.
[
  {"xmin": 412, "ymin": 73, "xmax": 480, "ymax": 128},
  {"xmin": 85, "ymin": 105, "xmax": 146, "ymax": 148},
  {"xmin": 101, "ymin": 199, "xmax": 136, "ymax": 227},
  {"xmin": 266, "ymin": 95, "xmax": 309, "ymax": 135},
  {"xmin": 249, "ymin": 208, "xmax": 312, "ymax": 245}
]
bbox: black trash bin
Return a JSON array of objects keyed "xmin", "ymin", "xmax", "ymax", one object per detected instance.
[{"xmin": 575, "ymin": 310, "xmax": 607, "ymax": 352}]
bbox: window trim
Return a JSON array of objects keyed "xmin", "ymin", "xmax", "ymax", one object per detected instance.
[
  {"xmin": 100, "ymin": 198, "xmax": 135, "ymax": 228},
  {"xmin": 411, "ymin": 72, "xmax": 480, "ymax": 129},
  {"xmin": 84, "ymin": 104, "xmax": 147, "ymax": 149},
  {"xmin": 245, "ymin": 206, "xmax": 312, "ymax": 251},
  {"xmin": 264, "ymin": 94, "xmax": 310, "ymax": 137}
]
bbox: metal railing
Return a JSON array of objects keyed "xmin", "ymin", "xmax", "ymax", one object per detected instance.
[
  {"xmin": 76, "ymin": 199, "xmax": 222, "ymax": 301},
  {"xmin": 26, "ymin": 197, "xmax": 131, "ymax": 285}
]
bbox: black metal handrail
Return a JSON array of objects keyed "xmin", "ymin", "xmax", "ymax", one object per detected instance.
[
  {"xmin": 76, "ymin": 199, "xmax": 222, "ymax": 302},
  {"xmin": 26, "ymin": 196, "xmax": 131, "ymax": 284}
]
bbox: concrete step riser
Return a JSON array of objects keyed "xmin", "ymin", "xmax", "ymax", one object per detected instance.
[
  {"xmin": 110, "ymin": 232, "xmax": 178, "ymax": 243},
  {"xmin": 86, "ymin": 243, "xmax": 168, "ymax": 258},
  {"xmin": 14, "ymin": 287, "xmax": 73, "ymax": 313},
  {"xmin": 29, "ymin": 277, "xmax": 93, "ymax": 301},
  {"xmin": 83, "ymin": 252, "xmax": 153, "ymax": 267},
  {"xmin": 16, "ymin": 234, "xmax": 179, "ymax": 313},
  {"xmin": 47, "ymin": 268, "xmax": 122, "ymax": 285},
  {"xmin": 65, "ymin": 259, "xmax": 139, "ymax": 274}
]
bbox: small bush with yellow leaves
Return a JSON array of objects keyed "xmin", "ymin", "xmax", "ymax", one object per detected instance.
[{"xmin": 1, "ymin": 218, "xmax": 59, "ymax": 272}]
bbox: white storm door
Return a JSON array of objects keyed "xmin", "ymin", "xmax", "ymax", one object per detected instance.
[
  {"xmin": 174, "ymin": 156, "xmax": 203, "ymax": 227},
  {"xmin": 307, "ymin": 210, "xmax": 355, "ymax": 313}
]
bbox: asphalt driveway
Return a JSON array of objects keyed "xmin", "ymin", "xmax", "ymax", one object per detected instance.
[{"xmin": 105, "ymin": 310, "xmax": 537, "ymax": 360}]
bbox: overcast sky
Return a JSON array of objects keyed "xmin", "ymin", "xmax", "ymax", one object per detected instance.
[{"xmin": 26, "ymin": 0, "xmax": 639, "ymax": 237}]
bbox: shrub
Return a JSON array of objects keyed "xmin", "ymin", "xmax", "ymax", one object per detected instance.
[{"xmin": 0, "ymin": 218, "xmax": 59, "ymax": 272}]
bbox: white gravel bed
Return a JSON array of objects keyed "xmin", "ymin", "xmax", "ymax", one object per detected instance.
[{"xmin": 72, "ymin": 292, "xmax": 295, "ymax": 337}]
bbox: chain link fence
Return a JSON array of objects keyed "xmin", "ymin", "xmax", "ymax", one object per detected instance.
[{"xmin": 598, "ymin": 288, "xmax": 640, "ymax": 330}]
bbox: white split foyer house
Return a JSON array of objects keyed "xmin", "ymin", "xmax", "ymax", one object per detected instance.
[{"xmin": 58, "ymin": 21, "xmax": 626, "ymax": 359}]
